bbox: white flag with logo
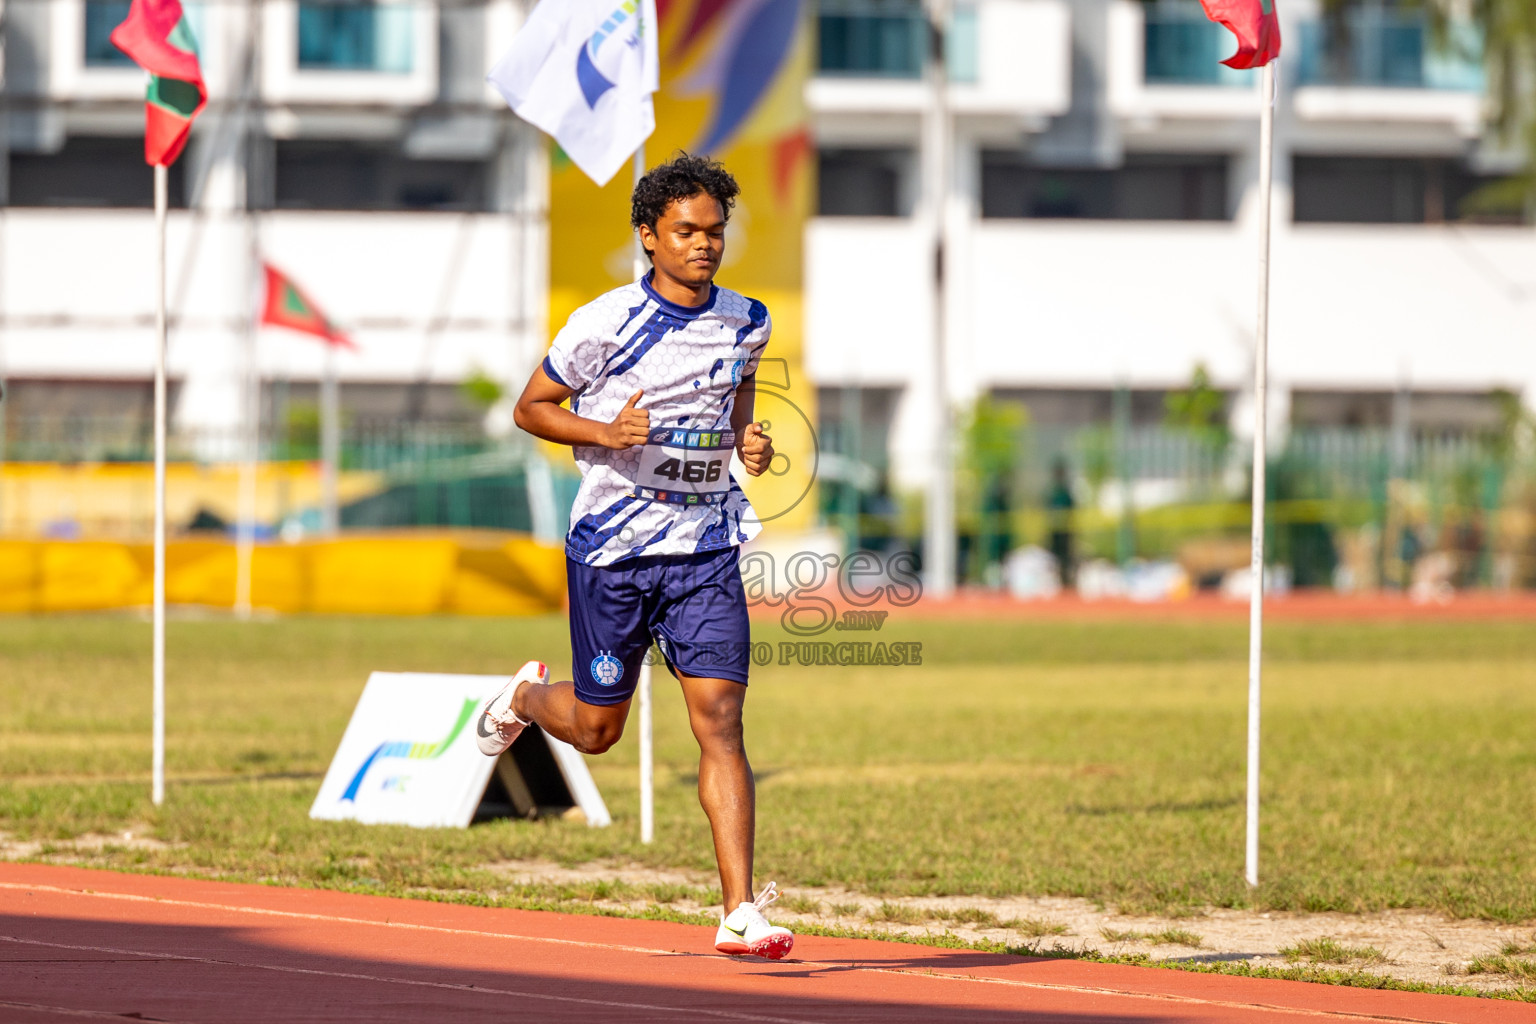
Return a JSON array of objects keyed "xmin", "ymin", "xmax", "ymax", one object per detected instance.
[{"xmin": 487, "ymin": 0, "xmax": 659, "ymax": 187}]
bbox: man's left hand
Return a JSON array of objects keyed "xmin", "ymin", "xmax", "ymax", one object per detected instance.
[{"xmin": 739, "ymin": 422, "xmax": 774, "ymax": 477}]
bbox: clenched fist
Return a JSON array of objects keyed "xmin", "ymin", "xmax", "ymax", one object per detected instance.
[
  {"xmin": 738, "ymin": 422, "xmax": 774, "ymax": 477},
  {"xmin": 601, "ymin": 390, "xmax": 650, "ymax": 449}
]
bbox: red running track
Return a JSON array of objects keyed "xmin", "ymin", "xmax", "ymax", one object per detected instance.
[{"xmin": 1, "ymin": 864, "xmax": 1532, "ymax": 1024}]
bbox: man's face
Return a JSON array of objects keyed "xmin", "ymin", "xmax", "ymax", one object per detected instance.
[{"xmin": 642, "ymin": 192, "xmax": 726, "ymax": 290}]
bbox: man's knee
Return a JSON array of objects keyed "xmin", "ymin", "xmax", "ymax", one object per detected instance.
[
  {"xmin": 573, "ymin": 718, "xmax": 624, "ymax": 755},
  {"xmin": 690, "ymin": 689, "xmax": 745, "ymax": 747}
]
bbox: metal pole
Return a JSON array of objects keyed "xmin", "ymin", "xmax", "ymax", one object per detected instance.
[
  {"xmin": 152, "ymin": 162, "xmax": 169, "ymax": 807},
  {"xmin": 1245, "ymin": 60, "xmax": 1277, "ymax": 889},
  {"xmin": 234, "ymin": 252, "xmax": 258, "ymax": 614},
  {"xmin": 638, "ymin": 657, "xmax": 654, "ymax": 843},
  {"xmin": 235, "ymin": 0, "xmax": 261, "ymax": 616},
  {"xmin": 0, "ymin": 0, "xmax": 10, "ymax": 208},
  {"xmin": 922, "ymin": 0, "xmax": 955, "ymax": 598},
  {"xmin": 320, "ymin": 342, "xmax": 339, "ymax": 536},
  {"xmin": 0, "ymin": 0, "xmax": 10, "ymax": 558},
  {"xmin": 631, "ymin": 145, "xmax": 654, "ymax": 844}
]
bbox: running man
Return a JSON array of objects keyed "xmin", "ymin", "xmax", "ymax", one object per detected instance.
[{"xmin": 472, "ymin": 154, "xmax": 793, "ymax": 960}]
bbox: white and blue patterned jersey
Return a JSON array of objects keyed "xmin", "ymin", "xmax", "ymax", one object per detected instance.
[{"xmin": 542, "ymin": 273, "xmax": 771, "ymax": 567}]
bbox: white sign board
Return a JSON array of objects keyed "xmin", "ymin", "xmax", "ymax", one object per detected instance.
[{"xmin": 310, "ymin": 672, "xmax": 609, "ymax": 829}]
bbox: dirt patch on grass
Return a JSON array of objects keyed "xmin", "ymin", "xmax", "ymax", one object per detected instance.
[
  {"xmin": 480, "ymin": 859, "xmax": 1536, "ymax": 995},
  {"xmin": 0, "ymin": 829, "xmax": 182, "ymax": 859}
]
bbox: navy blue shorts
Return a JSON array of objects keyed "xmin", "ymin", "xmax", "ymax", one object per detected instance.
[{"xmin": 567, "ymin": 546, "xmax": 751, "ymax": 706}]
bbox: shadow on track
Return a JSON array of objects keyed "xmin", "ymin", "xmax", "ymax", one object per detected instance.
[{"xmin": 0, "ymin": 911, "xmax": 1182, "ymax": 1024}]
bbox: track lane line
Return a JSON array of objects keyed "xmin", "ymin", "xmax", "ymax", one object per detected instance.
[
  {"xmin": 0, "ymin": 998, "xmax": 205, "ymax": 1022},
  {"xmin": 0, "ymin": 881, "xmax": 1502, "ymax": 1024}
]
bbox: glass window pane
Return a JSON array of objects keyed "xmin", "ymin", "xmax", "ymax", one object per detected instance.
[
  {"xmin": 1296, "ymin": 8, "xmax": 1481, "ymax": 89},
  {"xmin": 816, "ymin": 0, "xmax": 924, "ymax": 78},
  {"xmin": 298, "ymin": 3, "xmax": 414, "ymax": 73},
  {"xmin": 84, "ymin": 0, "xmax": 134, "ymax": 67},
  {"xmin": 1143, "ymin": 5, "xmax": 1254, "ymax": 86},
  {"xmin": 948, "ymin": 3, "xmax": 978, "ymax": 83}
]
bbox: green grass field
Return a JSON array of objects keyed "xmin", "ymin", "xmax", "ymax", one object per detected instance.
[{"xmin": 2, "ymin": 613, "xmax": 1535, "ymax": 925}]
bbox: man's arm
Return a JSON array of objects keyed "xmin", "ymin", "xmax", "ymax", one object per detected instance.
[
  {"xmin": 731, "ymin": 375, "xmax": 774, "ymax": 476},
  {"xmin": 513, "ymin": 364, "xmax": 650, "ymax": 450}
]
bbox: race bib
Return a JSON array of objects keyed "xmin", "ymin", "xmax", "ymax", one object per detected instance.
[{"xmin": 632, "ymin": 428, "xmax": 735, "ymax": 506}]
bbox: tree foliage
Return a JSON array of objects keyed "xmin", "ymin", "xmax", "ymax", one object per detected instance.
[{"xmin": 1163, "ymin": 363, "xmax": 1229, "ymax": 448}]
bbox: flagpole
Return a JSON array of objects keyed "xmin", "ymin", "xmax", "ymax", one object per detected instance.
[
  {"xmin": 234, "ymin": 260, "xmax": 257, "ymax": 615},
  {"xmin": 152, "ymin": 161, "xmax": 169, "ymax": 807},
  {"xmin": 234, "ymin": 2, "xmax": 260, "ymax": 617},
  {"xmin": 922, "ymin": 0, "xmax": 955, "ymax": 600},
  {"xmin": 320, "ymin": 341, "xmax": 339, "ymax": 536},
  {"xmin": 632, "ymin": 145, "xmax": 654, "ymax": 846},
  {"xmin": 1245, "ymin": 59, "xmax": 1276, "ymax": 889}
]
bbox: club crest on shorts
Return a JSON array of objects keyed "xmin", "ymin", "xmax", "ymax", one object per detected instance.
[{"xmin": 591, "ymin": 650, "xmax": 624, "ymax": 688}]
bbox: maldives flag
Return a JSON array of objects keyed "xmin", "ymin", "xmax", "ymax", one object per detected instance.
[
  {"xmin": 1199, "ymin": 0, "xmax": 1281, "ymax": 69},
  {"xmin": 109, "ymin": 0, "xmax": 207, "ymax": 166},
  {"xmin": 260, "ymin": 264, "xmax": 356, "ymax": 349}
]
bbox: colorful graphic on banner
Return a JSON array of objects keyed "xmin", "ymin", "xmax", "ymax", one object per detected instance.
[
  {"xmin": 340, "ymin": 697, "xmax": 477, "ymax": 801},
  {"xmin": 311, "ymin": 672, "xmax": 612, "ymax": 828},
  {"xmin": 547, "ymin": 0, "xmax": 815, "ymax": 530}
]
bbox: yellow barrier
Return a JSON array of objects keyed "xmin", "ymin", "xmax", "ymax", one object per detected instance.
[
  {"xmin": 0, "ymin": 532, "xmax": 567, "ymax": 616},
  {"xmin": 0, "ymin": 461, "xmax": 383, "ymax": 538}
]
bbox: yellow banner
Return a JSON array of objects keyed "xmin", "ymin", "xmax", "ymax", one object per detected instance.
[
  {"xmin": 547, "ymin": 0, "xmax": 817, "ymax": 530},
  {"xmin": 0, "ymin": 462, "xmax": 381, "ymax": 539},
  {"xmin": 0, "ymin": 533, "xmax": 565, "ymax": 616}
]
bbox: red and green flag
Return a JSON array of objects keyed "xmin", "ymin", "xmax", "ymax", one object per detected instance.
[
  {"xmin": 109, "ymin": 0, "xmax": 207, "ymax": 166},
  {"xmin": 260, "ymin": 264, "xmax": 356, "ymax": 349},
  {"xmin": 1199, "ymin": 0, "xmax": 1281, "ymax": 69}
]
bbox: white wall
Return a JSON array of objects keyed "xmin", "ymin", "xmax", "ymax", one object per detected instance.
[
  {"xmin": 807, "ymin": 215, "xmax": 1536, "ymax": 487},
  {"xmin": 0, "ymin": 209, "xmax": 547, "ymax": 432}
]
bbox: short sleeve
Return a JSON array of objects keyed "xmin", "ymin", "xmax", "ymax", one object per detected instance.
[
  {"xmin": 739, "ymin": 300, "xmax": 771, "ymax": 379},
  {"xmin": 542, "ymin": 309, "xmax": 603, "ymax": 390}
]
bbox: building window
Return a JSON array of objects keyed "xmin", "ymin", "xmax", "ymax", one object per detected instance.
[
  {"xmin": 815, "ymin": 386, "xmax": 903, "ymax": 549},
  {"xmin": 1291, "ymin": 390, "xmax": 1503, "ymax": 433},
  {"xmin": 1296, "ymin": 7, "xmax": 1483, "ymax": 90},
  {"xmin": 817, "ymin": 0, "xmax": 926, "ymax": 78},
  {"xmin": 981, "ymin": 153, "xmax": 1230, "ymax": 221},
  {"xmin": 815, "ymin": 0, "xmax": 978, "ymax": 80},
  {"xmin": 298, "ymin": 3, "xmax": 414, "ymax": 72},
  {"xmin": 1292, "ymin": 156, "xmax": 1525, "ymax": 224},
  {"xmin": 83, "ymin": 0, "xmax": 207, "ymax": 72},
  {"xmin": 990, "ymin": 388, "xmax": 1221, "ymax": 429},
  {"xmin": 1142, "ymin": 2, "xmax": 1254, "ymax": 86},
  {"xmin": 818, "ymin": 148, "xmax": 916, "ymax": 217},
  {"xmin": 274, "ymin": 140, "xmax": 487, "ymax": 211},
  {"xmin": 0, "ymin": 379, "xmax": 185, "ymax": 463},
  {"xmin": 10, "ymin": 137, "xmax": 187, "ymax": 208},
  {"xmin": 84, "ymin": 0, "xmax": 134, "ymax": 67}
]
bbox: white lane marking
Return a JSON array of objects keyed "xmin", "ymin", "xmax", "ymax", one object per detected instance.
[
  {"xmin": 0, "ymin": 882, "xmax": 1485, "ymax": 1024},
  {"xmin": 0, "ymin": 935, "xmax": 824, "ymax": 1024},
  {"xmin": 0, "ymin": 997, "xmax": 203, "ymax": 1022},
  {"xmin": 0, "ymin": 882, "xmax": 676, "ymax": 958}
]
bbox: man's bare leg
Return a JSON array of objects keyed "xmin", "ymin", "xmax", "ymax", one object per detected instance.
[
  {"xmin": 677, "ymin": 671, "xmax": 754, "ymax": 910},
  {"xmin": 514, "ymin": 680, "xmax": 630, "ymax": 756}
]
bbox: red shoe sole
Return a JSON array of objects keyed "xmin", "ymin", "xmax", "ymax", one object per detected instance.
[{"xmin": 748, "ymin": 933, "xmax": 794, "ymax": 960}]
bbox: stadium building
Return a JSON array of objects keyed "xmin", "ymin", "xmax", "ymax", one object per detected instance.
[
  {"xmin": 807, "ymin": 0, "xmax": 1536, "ymax": 496},
  {"xmin": 1, "ymin": 0, "xmax": 1533, "ymax": 574}
]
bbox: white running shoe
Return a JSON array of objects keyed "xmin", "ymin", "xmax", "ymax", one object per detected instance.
[
  {"xmin": 714, "ymin": 881, "xmax": 794, "ymax": 959},
  {"xmin": 473, "ymin": 660, "xmax": 549, "ymax": 757}
]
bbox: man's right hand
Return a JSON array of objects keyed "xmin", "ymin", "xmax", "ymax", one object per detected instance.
[{"xmin": 600, "ymin": 390, "xmax": 651, "ymax": 449}]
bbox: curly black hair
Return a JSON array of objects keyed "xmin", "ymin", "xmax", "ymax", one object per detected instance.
[{"xmin": 630, "ymin": 153, "xmax": 740, "ymax": 261}]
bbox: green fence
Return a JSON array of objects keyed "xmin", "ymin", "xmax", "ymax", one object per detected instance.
[
  {"xmin": 8, "ymin": 413, "xmax": 1535, "ymax": 590},
  {"xmin": 822, "ymin": 422, "xmax": 1536, "ymax": 591}
]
